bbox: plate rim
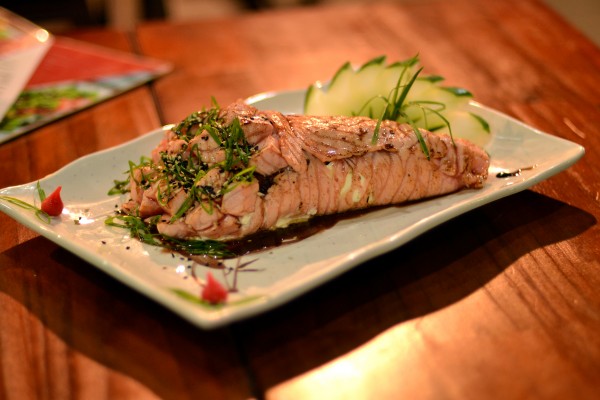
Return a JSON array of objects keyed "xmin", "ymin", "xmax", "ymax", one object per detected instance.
[{"xmin": 0, "ymin": 89, "xmax": 585, "ymax": 329}]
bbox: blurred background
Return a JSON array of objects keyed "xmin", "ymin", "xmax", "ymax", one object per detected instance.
[{"xmin": 2, "ymin": 0, "xmax": 599, "ymax": 45}]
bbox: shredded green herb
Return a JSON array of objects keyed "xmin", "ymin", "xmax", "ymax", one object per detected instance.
[
  {"xmin": 357, "ymin": 56, "xmax": 439, "ymax": 158},
  {"xmin": 107, "ymin": 178, "xmax": 130, "ymax": 195},
  {"xmin": 109, "ymin": 101, "xmax": 255, "ymax": 205},
  {"xmin": 105, "ymin": 214, "xmax": 234, "ymax": 258},
  {"xmin": 107, "ymin": 101, "xmax": 256, "ymax": 258}
]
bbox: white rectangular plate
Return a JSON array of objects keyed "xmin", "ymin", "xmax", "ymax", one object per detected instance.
[{"xmin": 0, "ymin": 89, "xmax": 584, "ymax": 329}]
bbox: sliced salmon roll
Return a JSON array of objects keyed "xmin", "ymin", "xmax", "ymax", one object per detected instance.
[{"xmin": 121, "ymin": 100, "xmax": 489, "ymax": 240}]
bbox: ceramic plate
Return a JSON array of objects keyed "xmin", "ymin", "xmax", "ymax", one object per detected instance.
[{"xmin": 0, "ymin": 89, "xmax": 584, "ymax": 329}]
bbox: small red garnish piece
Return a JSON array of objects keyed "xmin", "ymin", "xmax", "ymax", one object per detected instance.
[
  {"xmin": 201, "ymin": 272, "xmax": 228, "ymax": 304},
  {"xmin": 41, "ymin": 186, "xmax": 64, "ymax": 216}
]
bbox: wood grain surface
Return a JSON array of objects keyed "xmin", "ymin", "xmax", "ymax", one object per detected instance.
[{"xmin": 1, "ymin": 0, "xmax": 600, "ymax": 399}]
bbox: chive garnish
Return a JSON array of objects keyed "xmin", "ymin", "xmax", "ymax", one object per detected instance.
[
  {"xmin": 107, "ymin": 102, "xmax": 257, "ymax": 258},
  {"xmin": 105, "ymin": 214, "xmax": 234, "ymax": 258},
  {"xmin": 350, "ymin": 55, "xmax": 459, "ymax": 158},
  {"xmin": 0, "ymin": 181, "xmax": 52, "ymax": 223}
]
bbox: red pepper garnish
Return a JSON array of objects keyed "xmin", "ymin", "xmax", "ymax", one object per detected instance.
[
  {"xmin": 41, "ymin": 186, "xmax": 64, "ymax": 216},
  {"xmin": 201, "ymin": 272, "xmax": 228, "ymax": 304}
]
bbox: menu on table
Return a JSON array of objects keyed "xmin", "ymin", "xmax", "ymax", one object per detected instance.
[{"xmin": 0, "ymin": 7, "xmax": 172, "ymax": 145}]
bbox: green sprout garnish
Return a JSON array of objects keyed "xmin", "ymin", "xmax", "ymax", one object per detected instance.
[
  {"xmin": 107, "ymin": 100, "xmax": 257, "ymax": 258},
  {"xmin": 356, "ymin": 56, "xmax": 441, "ymax": 159},
  {"xmin": 0, "ymin": 181, "xmax": 52, "ymax": 223},
  {"xmin": 105, "ymin": 214, "xmax": 234, "ymax": 258}
]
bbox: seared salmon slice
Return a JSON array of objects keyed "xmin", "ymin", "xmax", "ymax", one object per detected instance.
[{"xmin": 122, "ymin": 100, "xmax": 489, "ymax": 240}]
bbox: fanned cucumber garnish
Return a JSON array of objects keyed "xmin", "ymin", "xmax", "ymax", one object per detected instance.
[{"xmin": 304, "ymin": 55, "xmax": 491, "ymax": 149}]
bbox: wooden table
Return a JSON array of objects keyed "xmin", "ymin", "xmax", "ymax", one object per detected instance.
[{"xmin": 2, "ymin": 0, "xmax": 600, "ymax": 398}]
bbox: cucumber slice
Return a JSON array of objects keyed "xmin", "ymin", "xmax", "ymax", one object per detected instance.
[
  {"xmin": 431, "ymin": 110, "xmax": 492, "ymax": 148},
  {"xmin": 304, "ymin": 55, "xmax": 490, "ymax": 147}
]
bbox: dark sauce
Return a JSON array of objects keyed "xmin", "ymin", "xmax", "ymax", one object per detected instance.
[
  {"xmin": 496, "ymin": 171, "xmax": 519, "ymax": 178},
  {"xmin": 496, "ymin": 165, "xmax": 535, "ymax": 178},
  {"xmin": 224, "ymin": 207, "xmax": 378, "ymax": 256}
]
